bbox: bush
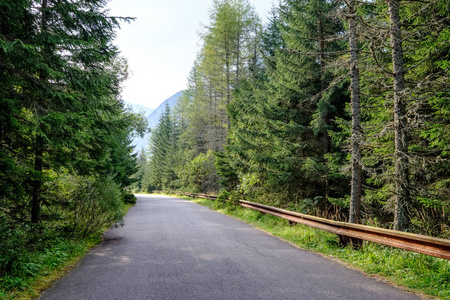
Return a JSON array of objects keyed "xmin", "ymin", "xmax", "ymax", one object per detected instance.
[
  {"xmin": 0, "ymin": 174, "xmax": 126, "ymax": 295},
  {"xmin": 0, "ymin": 216, "xmax": 66, "ymax": 290},
  {"xmin": 45, "ymin": 175, "xmax": 125, "ymax": 238},
  {"xmin": 70, "ymin": 176, "xmax": 125, "ymax": 237},
  {"xmin": 0, "ymin": 216, "xmax": 29, "ymax": 278},
  {"xmin": 123, "ymin": 193, "xmax": 136, "ymax": 205}
]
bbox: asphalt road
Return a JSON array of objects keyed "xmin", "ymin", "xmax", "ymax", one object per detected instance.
[{"xmin": 39, "ymin": 194, "xmax": 419, "ymax": 300}]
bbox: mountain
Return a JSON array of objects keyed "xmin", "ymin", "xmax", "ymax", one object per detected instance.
[
  {"xmin": 124, "ymin": 102, "xmax": 155, "ymax": 117},
  {"xmin": 130, "ymin": 91, "xmax": 184, "ymax": 152},
  {"xmin": 146, "ymin": 90, "xmax": 183, "ymax": 129}
]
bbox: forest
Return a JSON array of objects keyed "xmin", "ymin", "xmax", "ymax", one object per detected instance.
[
  {"xmin": 0, "ymin": 0, "xmax": 146, "ymax": 295},
  {"xmin": 0, "ymin": 0, "xmax": 449, "ymax": 297},
  {"xmin": 135, "ymin": 0, "xmax": 449, "ymax": 238}
]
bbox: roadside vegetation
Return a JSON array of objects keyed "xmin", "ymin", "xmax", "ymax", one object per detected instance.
[
  {"xmin": 179, "ymin": 195, "xmax": 450, "ymax": 300},
  {"xmin": 0, "ymin": 232, "xmax": 100, "ymax": 300},
  {"xmin": 0, "ymin": 192, "xmax": 136, "ymax": 300},
  {"xmin": 0, "ymin": 0, "xmax": 143, "ymax": 298}
]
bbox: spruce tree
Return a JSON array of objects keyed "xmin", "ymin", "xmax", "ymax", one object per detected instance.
[
  {"xmin": 144, "ymin": 105, "xmax": 178, "ymax": 190},
  {"xmin": 0, "ymin": 0, "xmax": 138, "ymax": 223},
  {"xmin": 249, "ymin": 0, "xmax": 349, "ymax": 208},
  {"xmin": 350, "ymin": 0, "xmax": 449, "ymax": 233}
]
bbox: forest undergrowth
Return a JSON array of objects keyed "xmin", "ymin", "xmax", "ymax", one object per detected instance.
[{"xmin": 0, "ymin": 203, "xmax": 135, "ymax": 300}]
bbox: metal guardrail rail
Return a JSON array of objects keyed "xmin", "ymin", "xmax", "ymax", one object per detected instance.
[
  {"xmin": 163, "ymin": 191, "xmax": 450, "ymax": 260},
  {"xmin": 239, "ymin": 200, "xmax": 450, "ymax": 260},
  {"xmin": 172, "ymin": 191, "xmax": 218, "ymax": 200}
]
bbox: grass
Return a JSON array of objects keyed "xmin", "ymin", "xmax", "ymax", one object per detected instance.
[
  {"xmin": 0, "ymin": 203, "xmax": 135, "ymax": 300},
  {"xmin": 177, "ymin": 195, "xmax": 450, "ymax": 300},
  {"xmin": 0, "ymin": 235, "xmax": 101, "ymax": 300}
]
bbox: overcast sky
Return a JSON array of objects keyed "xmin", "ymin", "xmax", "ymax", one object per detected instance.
[{"xmin": 108, "ymin": 0, "xmax": 275, "ymax": 109}]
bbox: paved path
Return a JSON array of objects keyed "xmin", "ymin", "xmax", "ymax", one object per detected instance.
[{"xmin": 40, "ymin": 194, "xmax": 419, "ymax": 300}]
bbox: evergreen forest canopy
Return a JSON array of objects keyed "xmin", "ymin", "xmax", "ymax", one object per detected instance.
[
  {"xmin": 136, "ymin": 0, "xmax": 449, "ymax": 237},
  {"xmin": 0, "ymin": 0, "xmax": 147, "ymax": 286}
]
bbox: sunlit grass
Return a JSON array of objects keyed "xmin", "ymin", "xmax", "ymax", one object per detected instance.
[{"xmin": 185, "ymin": 196, "xmax": 450, "ymax": 299}]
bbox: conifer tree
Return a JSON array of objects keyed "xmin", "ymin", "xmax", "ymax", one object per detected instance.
[
  {"xmin": 349, "ymin": 0, "xmax": 449, "ymax": 232},
  {"xmin": 167, "ymin": 0, "xmax": 262, "ymax": 193},
  {"xmin": 250, "ymin": 0, "xmax": 349, "ymax": 207},
  {"xmin": 346, "ymin": 0, "xmax": 363, "ymax": 223},
  {"xmin": 0, "ymin": 0, "xmax": 139, "ymax": 223},
  {"xmin": 143, "ymin": 105, "xmax": 178, "ymax": 190}
]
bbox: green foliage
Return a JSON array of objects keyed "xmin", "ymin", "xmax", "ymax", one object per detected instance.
[
  {"xmin": 46, "ymin": 175, "xmax": 125, "ymax": 238},
  {"xmin": 123, "ymin": 193, "xmax": 137, "ymax": 205},
  {"xmin": 0, "ymin": 0, "xmax": 142, "ymax": 294},
  {"xmin": 0, "ymin": 173, "xmax": 128, "ymax": 296},
  {"xmin": 141, "ymin": 105, "xmax": 179, "ymax": 192},
  {"xmin": 0, "ymin": 218, "xmax": 101, "ymax": 297},
  {"xmin": 177, "ymin": 151, "xmax": 220, "ymax": 193},
  {"xmin": 130, "ymin": 148, "xmax": 148, "ymax": 192},
  {"xmin": 219, "ymin": 0, "xmax": 350, "ymax": 211},
  {"xmin": 146, "ymin": 0, "xmax": 264, "ymax": 195},
  {"xmin": 215, "ymin": 151, "xmax": 239, "ymax": 190},
  {"xmin": 347, "ymin": 0, "xmax": 450, "ymax": 233},
  {"xmin": 0, "ymin": 0, "xmax": 143, "ymax": 223}
]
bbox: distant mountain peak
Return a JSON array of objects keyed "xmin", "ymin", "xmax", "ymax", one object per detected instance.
[
  {"xmin": 124, "ymin": 101, "xmax": 155, "ymax": 118},
  {"xmin": 130, "ymin": 91, "xmax": 184, "ymax": 151},
  {"xmin": 146, "ymin": 91, "xmax": 183, "ymax": 129}
]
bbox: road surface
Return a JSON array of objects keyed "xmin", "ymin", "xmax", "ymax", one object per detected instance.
[{"xmin": 40, "ymin": 194, "xmax": 419, "ymax": 300}]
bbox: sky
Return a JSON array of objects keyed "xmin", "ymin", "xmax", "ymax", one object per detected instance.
[{"xmin": 108, "ymin": 0, "xmax": 275, "ymax": 109}]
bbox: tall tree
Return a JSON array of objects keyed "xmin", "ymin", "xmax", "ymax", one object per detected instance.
[
  {"xmin": 0, "ymin": 0, "xmax": 137, "ymax": 223},
  {"xmin": 347, "ymin": 0, "xmax": 362, "ymax": 223},
  {"xmin": 165, "ymin": 0, "xmax": 262, "ymax": 193},
  {"xmin": 352, "ymin": 0, "xmax": 449, "ymax": 233},
  {"xmin": 260, "ymin": 0, "xmax": 348, "ymax": 206},
  {"xmin": 143, "ymin": 105, "xmax": 178, "ymax": 191},
  {"xmin": 387, "ymin": 0, "xmax": 409, "ymax": 230}
]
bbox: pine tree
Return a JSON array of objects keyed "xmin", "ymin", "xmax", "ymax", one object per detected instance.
[
  {"xmin": 351, "ymin": 0, "xmax": 449, "ymax": 233},
  {"xmin": 0, "ymin": 0, "xmax": 138, "ymax": 223},
  {"xmin": 347, "ymin": 0, "xmax": 363, "ymax": 223},
  {"xmin": 248, "ymin": 0, "xmax": 349, "ymax": 209},
  {"xmin": 143, "ymin": 105, "xmax": 178, "ymax": 190}
]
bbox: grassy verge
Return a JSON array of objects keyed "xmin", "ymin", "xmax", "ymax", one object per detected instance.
[
  {"xmin": 1, "ymin": 236, "xmax": 102, "ymax": 300},
  {"xmin": 178, "ymin": 195, "xmax": 449, "ymax": 299},
  {"xmin": 0, "ymin": 203, "xmax": 135, "ymax": 300}
]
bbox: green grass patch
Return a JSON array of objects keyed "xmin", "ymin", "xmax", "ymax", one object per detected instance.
[
  {"xmin": 0, "ymin": 203, "xmax": 135, "ymax": 300},
  {"xmin": 181, "ymin": 196, "xmax": 450, "ymax": 299},
  {"xmin": 0, "ymin": 234, "xmax": 101, "ymax": 300}
]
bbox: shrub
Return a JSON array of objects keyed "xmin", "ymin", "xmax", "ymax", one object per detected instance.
[
  {"xmin": 45, "ymin": 174, "xmax": 125, "ymax": 238},
  {"xmin": 69, "ymin": 176, "xmax": 125, "ymax": 237},
  {"xmin": 123, "ymin": 192, "xmax": 137, "ymax": 205}
]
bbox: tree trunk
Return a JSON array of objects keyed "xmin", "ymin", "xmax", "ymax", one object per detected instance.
[
  {"xmin": 236, "ymin": 32, "xmax": 240, "ymax": 87},
  {"xmin": 318, "ymin": 18, "xmax": 331, "ymax": 198},
  {"xmin": 225, "ymin": 35, "xmax": 231, "ymax": 107},
  {"xmin": 31, "ymin": 136, "xmax": 43, "ymax": 223},
  {"xmin": 32, "ymin": 0, "xmax": 49, "ymax": 223},
  {"xmin": 388, "ymin": 0, "xmax": 410, "ymax": 231},
  {"xmin": 348, "ymin": 0, "xmax": 362, "ymax": 224}
]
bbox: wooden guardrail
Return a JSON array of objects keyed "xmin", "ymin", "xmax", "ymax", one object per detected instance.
[{"xmin": 164, "ymin": 191, "xmax": 450, "ymax": 260}]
